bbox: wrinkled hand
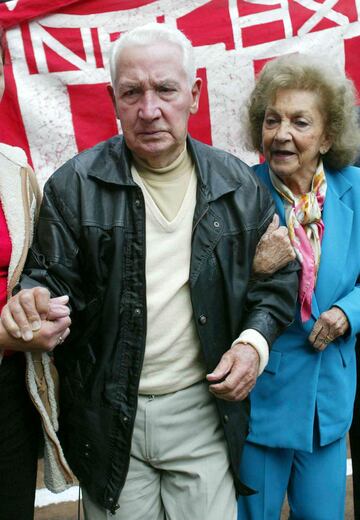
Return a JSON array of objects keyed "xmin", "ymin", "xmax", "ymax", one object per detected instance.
[
  {"xmin": 308, "ymin": 307, "xmax": 349, "ymax": 351},
  {"xmin": 48, "ymin": 296, "xmax": 71, "ymax": 320},
  {"xmin": 253, "ymin": 214, "xmax": 296, "ymax": 275},
  {"xmin": 1, "ymin": 287, "xmax": 70, "ymax": 341},
  {"xmin": 30, "ymin": 316, "xmax": 71, "ymax": 351},
  {"xmin": 206, "ymin": 343, "xmax": 259, "ymax": 401},
  {"xmin": 0, "ymin": 315, "xmax": 71, "ymax": 353}
]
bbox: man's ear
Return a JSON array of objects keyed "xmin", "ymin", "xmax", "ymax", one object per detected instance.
[
  {"xmin": 107, "ymin": 84, "xmax": 120, "ymax": 119},
  {"xmin": 190, "ymin": 77, "xmax": 202, "ymax": 115}
]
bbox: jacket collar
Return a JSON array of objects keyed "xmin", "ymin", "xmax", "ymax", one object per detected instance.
[
  {"xmin": 187, "ymin": 136, "xmax": 243, "ymax": 201},
  {"xmin": 86, "ymin": 135, "xmax": 243, "ymax": 200},
  {"xmin": 86, "ymin": 136, "xmax": 136, "ymax": 187},
  {"xmin": 315, "ymin": 167, "xmax": 353, "ymax": 312}
]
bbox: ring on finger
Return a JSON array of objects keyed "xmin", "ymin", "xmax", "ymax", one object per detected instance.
[{"xmin": 57, "ymin": 335, "xmax": 64, "ymax": 345}]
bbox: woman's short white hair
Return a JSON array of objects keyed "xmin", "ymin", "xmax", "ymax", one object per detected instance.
[{"xmin": 109, "ymin": 23, "xmax": 196, "ymax": 87}]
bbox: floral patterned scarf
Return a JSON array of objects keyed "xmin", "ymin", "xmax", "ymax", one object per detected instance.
[{"xmin": 269, "ymin": 161, "xmax": 327, "ymax": 322}]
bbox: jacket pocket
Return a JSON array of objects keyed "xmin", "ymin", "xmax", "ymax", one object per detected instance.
[
  {"xmin": 264, "ymin": 350, "xmax": 282, "ymax": 374},
  {"xmin": 337, "ymin": 337, "xmax": 355, "ymax": 368}
]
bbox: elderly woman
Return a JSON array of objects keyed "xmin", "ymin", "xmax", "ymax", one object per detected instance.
[
  {"xmin": 0, "ymin": 27, "xmax": 74, "ymax": 519},
  {"xmin": 238, "ymin": 54, "xmax": 360, "ymax": 519}
]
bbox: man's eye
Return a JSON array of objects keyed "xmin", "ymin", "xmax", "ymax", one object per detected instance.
[
  {"xmin": 120, "ymin": 88, "xmax": 140, "ymax": 98},
  {"xmin": 159, "ymin": 86, "xmax": 175, "ymax": 93}
]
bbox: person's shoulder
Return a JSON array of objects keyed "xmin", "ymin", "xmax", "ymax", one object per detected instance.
[
  {"xmin": 191, "ymin": 138, "xmax": 248, "ymax": 166},
  {"xmin": 49, "ymin": 135, "xmax": 123, "ymax": 187},
  {"xmin": 252, "ymin": 161, "xmax": 269, "ymax": 177},
  {"xmin": 0, "ymin": 143, "xmax": 28, "ymax": 168},
  {"xmin": 326, "ymin": 164, "xmax": 360, "ymax": 190},
  {"xmin": 324, "ymin": 165, "xmax": 360, "ymax": 209},
  {"xmin": 250, "ymin": 162, "xmax": 273, "ymax": 189},
  {"xmin": 337, "ymin": 164, "xmax": 360, "ymax": 181},
  {"xmin": 72, "ymin": 135, "xmax": 122, "ymax": 172},
  {"xmin": 189, "ymin": 137, "xmax": 260, "ymax": 187}
]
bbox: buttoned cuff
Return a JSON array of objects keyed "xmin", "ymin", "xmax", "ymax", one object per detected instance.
[{"xmin": 231, "ymin": 329, "xmax": 269, "ymax": 375}]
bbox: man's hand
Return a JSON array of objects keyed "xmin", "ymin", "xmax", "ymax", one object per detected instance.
[
  {"xmin": 308, "ymin": 307, "xmax": 349, "ymax": 351},
  {"xmin": 253, "ymin": 214, "xmax": 296, "ymax": 275},
  {"xmin": 206, "ymin": 343, "xmax": 260, "ymax": 401},
  {"xmin": 48, "ymin": 296, "xmax": 71, "ymax": 320},
  {"xmin": 1, "ymin": 288, "xmax": 69, "ymax": 341}
]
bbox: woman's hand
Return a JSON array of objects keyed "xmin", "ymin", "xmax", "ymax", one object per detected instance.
[
  {"xmin": 1, "ymin": 288, "xmax": 69, "ymax": 341},
  {"xmin": 0, "ymin": 315, "xmax": 71, "ymax": 353},
  {"xmin": 253, "ymin": 214, "xmax": 296, "ymax": 275},
  {"xmin": 308, "ymin": 307, "xmax": 349, "ymax": 351}
]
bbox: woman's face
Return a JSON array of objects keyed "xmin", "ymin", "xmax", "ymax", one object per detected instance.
[
  {"xmin": 0, "ymin": 52, "xmax": 4, "ymax": 103},
  {"xmin": 262, "ymin": 89, "xmax": 331, "ymax": 192}
]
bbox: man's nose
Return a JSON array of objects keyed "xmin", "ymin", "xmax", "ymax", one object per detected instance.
[{"xmin": 139, "ymin": 91, "xmax": 161, "ymax": 121}]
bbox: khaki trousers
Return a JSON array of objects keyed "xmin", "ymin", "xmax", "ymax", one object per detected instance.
[{"xmin": 83, "ymin": 380, "xmax": 237, "ymax": 520}]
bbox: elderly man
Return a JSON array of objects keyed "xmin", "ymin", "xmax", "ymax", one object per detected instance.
[{"xmin": 1, "ymin": 23, "xmax": 298, "ymax": 519}]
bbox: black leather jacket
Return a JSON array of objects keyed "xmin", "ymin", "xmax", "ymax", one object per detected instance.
[{"xmin": 20, "ymin": 135, "xmax": 298, "ymax": 513}]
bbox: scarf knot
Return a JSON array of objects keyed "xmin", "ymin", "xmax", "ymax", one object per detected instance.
[{"xmin": 270, "ymin": 162, "xmax": 327, "ymax": 322}]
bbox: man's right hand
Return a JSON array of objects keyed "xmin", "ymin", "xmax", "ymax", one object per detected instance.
[
  {"xmin": 1, "ymin": 287, "xmax": 70, "ymax": 341},
  {"xmin": 252, "ymin": 214, "xmax": 296, "ymax": 275}
]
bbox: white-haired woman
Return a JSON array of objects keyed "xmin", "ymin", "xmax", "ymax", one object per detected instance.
[{"xmin": 238, "ymin": 54, "xmax": 360, "ymax": 519}]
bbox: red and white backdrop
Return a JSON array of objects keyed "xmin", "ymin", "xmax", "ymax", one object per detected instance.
[{"xmin": 0, "ymin": 0, "xmax": 359, "ymax": 186}]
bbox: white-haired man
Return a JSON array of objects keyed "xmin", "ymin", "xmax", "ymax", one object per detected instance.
[{"xmin": 1, "ymin": 23, "xmax": 298, "ymax": 519}]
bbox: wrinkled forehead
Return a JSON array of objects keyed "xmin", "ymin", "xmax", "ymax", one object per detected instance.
[
  {"xmin": 269, "ymin": 87, "xmax": 323, "ymax": 111},
  {"xmin": 114, "ymin": 41, "xmax": 188, "ymax": 85}
]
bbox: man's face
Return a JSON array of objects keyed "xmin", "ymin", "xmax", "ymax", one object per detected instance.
[{"xmin": 109, "ymin": 42, "xmax": 201, "ymax": 168}]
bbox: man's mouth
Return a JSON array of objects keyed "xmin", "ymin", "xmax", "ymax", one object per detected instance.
[{"xmin": 138, "ymin": 130, "xmax": 166, "ymax": 136}]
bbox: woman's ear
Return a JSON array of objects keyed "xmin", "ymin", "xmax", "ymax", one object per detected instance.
[{"xmin": 320, "ymin": 136, "xmax": 332, "ymax": 155}]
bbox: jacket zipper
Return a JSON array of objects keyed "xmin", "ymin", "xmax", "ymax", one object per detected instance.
[{"xmin": 109, "ymin": 187, "xmax": 148, "ymax": 514}]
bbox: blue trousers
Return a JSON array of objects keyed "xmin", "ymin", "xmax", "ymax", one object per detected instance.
[{"xmin": 238, "ymin": 435, "xmax": 346, "ymax": 520}]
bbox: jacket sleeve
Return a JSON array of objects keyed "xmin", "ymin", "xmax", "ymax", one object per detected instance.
[
  {"xmin": 241, "ymin": 193, "xmax": 300, "ymax": 347},
  {"xmin": 15, "ymin": 164, "xmax": 87, "ymax": 315},
  {"xmin": 333, "ymin": 280, "xmax": 360, "ymax": 339}
]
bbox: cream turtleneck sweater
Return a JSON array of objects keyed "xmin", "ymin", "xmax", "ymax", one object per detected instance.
[{"xmin": 131, "ymin": 148, "xmax": 268, "ymax": 395}]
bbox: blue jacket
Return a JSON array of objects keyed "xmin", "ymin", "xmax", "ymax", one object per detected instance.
[{"xmin": 248, "ymin": 162, "xmax": 360, "ymax": 452}]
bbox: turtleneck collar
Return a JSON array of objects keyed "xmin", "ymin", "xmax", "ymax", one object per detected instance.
[{"xmin": 131, "ymin": 146, "xmax": 191, "ymax": 182}]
